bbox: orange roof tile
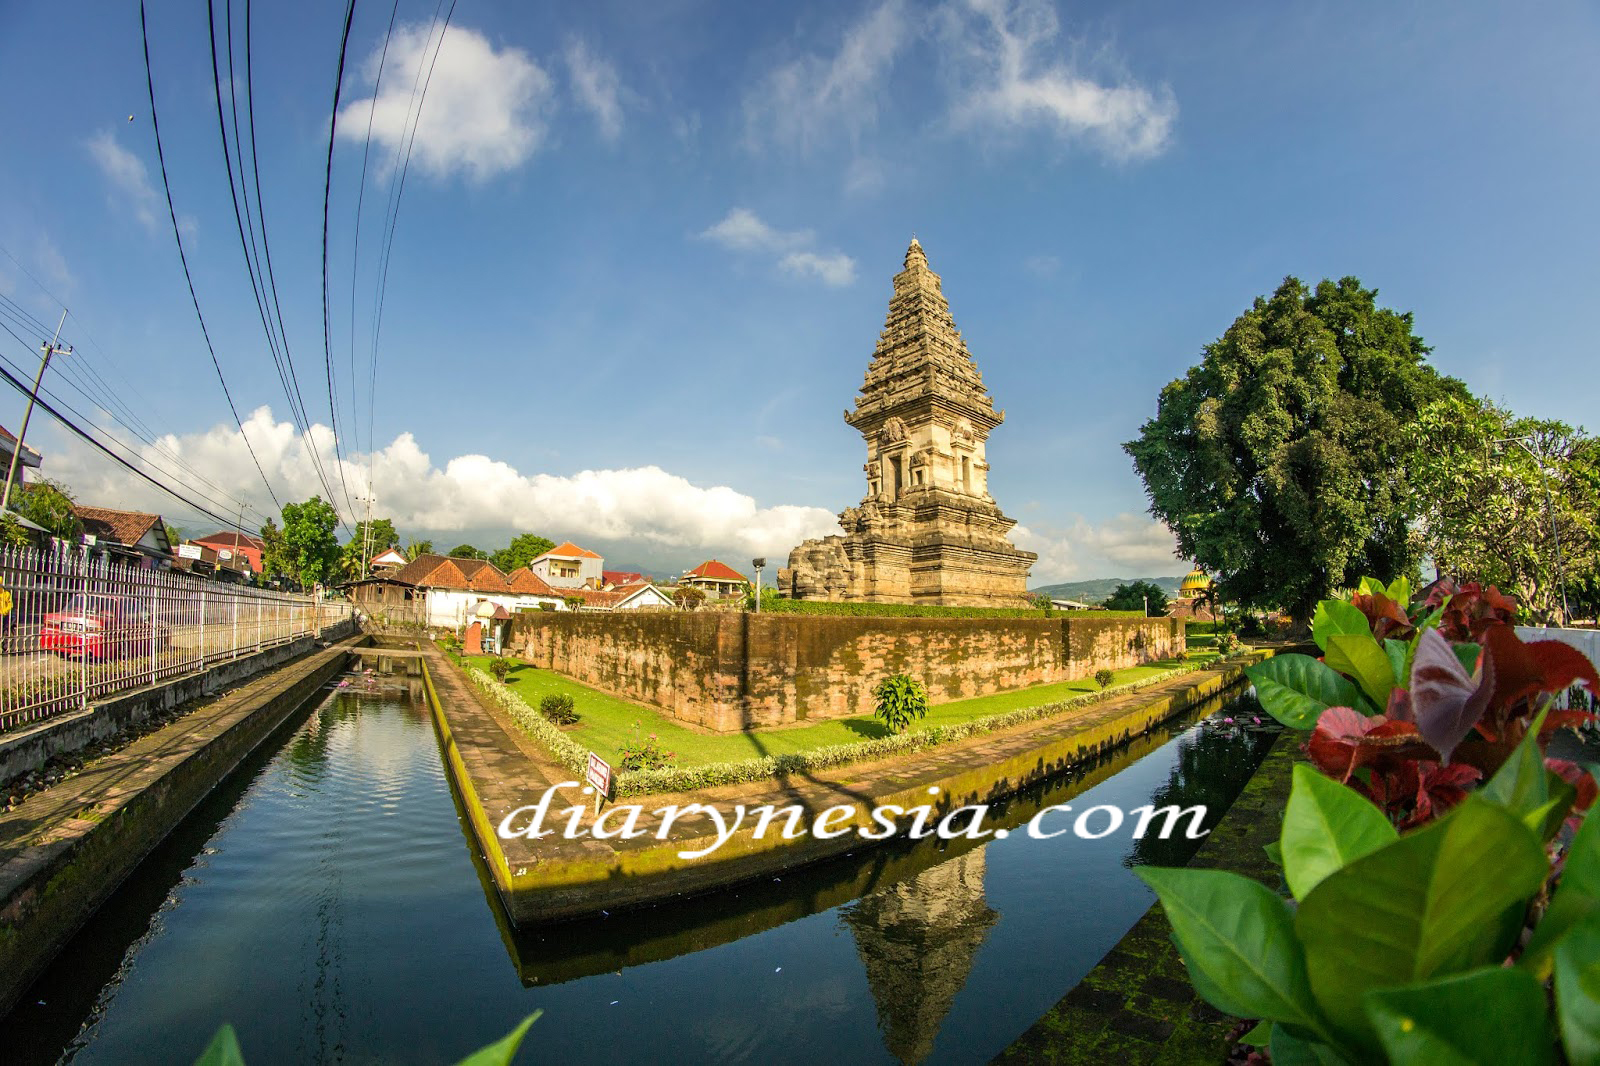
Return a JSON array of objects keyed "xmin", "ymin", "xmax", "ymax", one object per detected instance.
[
  {"xmin": 541, "ymin": 541, "xmax": 603, "ymax": 560},
  {"xmin": 74, "ymin": 506, "xmax": 165, "ymax": 548},
  {"xmin": 685, "ymin": 559, "xmax": 749, "ymax": 584}
]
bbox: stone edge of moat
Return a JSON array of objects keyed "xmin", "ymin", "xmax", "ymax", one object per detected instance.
[
  {"xmin": 0, "ymin": 637, "xmax": 365, "ymax": 1018},
  {"xmin": 421, "ymin": 646, "xmax": 1278, "ymax": 925},
  {"xmin": 993, "ymin": 734, "xmax": 1297, "ymax": 1065}
]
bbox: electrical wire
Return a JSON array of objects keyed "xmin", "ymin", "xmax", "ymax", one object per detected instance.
[
  {"xmin": 317, "ymin": 0, "xmax": 362, "ymax": 524},
  {"xmin": 139, "ymin": 0, "xmax": 284, "ymax": 513}
]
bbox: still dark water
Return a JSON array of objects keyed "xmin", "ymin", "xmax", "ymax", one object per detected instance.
[{"xmin": 5, "ymin": 675, "xmax": 1273, "ymax": 1065}]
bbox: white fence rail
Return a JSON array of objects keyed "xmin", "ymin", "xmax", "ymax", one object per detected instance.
[{"xmin": 0, "ymin": 543, "xmax": 352, "ymax": 732}]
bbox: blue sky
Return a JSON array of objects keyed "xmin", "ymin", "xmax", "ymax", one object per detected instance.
[{"xmin": 0, "ymin": 1, "xmax": 1596, "ymax": 581}]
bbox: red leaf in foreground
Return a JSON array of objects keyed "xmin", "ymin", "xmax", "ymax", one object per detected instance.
[
  {"xmin": 1410, "ymin": 627, "xmax": 1492, "ymax": 762},
  {"xmin": 1307, "ymin": 708, "xmax": 1429, "ymax": 782},
  {"xmin": 1547, "ymin": 759, "xmax": 1598, "ymax": 815}
]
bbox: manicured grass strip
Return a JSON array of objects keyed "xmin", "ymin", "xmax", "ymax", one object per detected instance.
[{"xmin": 458, "ymin": 646, "xmax": 1233, "ymax": 795}]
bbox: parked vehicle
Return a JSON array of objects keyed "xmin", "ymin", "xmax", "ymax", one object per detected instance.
[{"xmin": 40, "ymin": 594, "xmax": 168, "ymax": 661}]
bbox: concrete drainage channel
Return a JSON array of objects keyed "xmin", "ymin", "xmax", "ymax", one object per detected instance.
[{"xmin": 0, "ymin": 632, "xmax": 364, "ymax": 1016}]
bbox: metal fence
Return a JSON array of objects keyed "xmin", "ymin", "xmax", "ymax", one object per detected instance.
[{"xmin": 0, "ymin": 542, "xmax": 352, "ymax": 733}]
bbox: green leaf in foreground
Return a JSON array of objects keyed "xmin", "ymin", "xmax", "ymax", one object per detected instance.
[
  {"xmin": 1246, "ymin": 654, "xmax": 1370, "ymax": 729},
  {"xmin": 1135, "ymin": 866, "xmax": 1324, "ymax": 1033},
  {"xmin": 1313, "ymin": 599, "xmax": 1372, "ymax": 655},
  {"xmin": 1365, "ymin": 967, "xmax": 1554, "ymax": 1066},
  {"xmin": 1554, "ymin": 914, "xmax": 1600, "ymax": 1065},
  {"xmin": 1281, "ymin": 764, "xmax": 1398, "ymax": 899},
  {"xmin": 1524, "ymin": 809, "xmax": 1600, "ymax": 972},
  {"xmin": 453, "ymin": 1011, "xmax": 542, "ymax": 1066},
  {"xmin": 1295, "ymin": 797, "xmax": 1547, "ymax": 1053},
  {"xmin": 1324, "ymin": 632, "xmax": 1397, "ymax": 711},
  {"xmin": 193, "ymin": 1026, "xmax": 246, "ymax": 1066}
]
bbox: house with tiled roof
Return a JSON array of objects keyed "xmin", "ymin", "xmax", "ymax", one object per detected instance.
[
  {"xmin": 369, "ymin": 546, "xmax": 408, "ymax": 572},
  {"xmin": 190, "ymin": 531, "xmax": 265, "ymax": 574},
  {"xmin": 682, "ymin": 559, "xmax": 751, "ymax": 600},
  {"xmin": 602, "ymin": 569, "xmax": 647, "ymax": 588},
  {"xmin": 74, "ymin": 505, "xmax": 173, "ymax": 566},
  {"xmin": 562, "ymin": 581, "xmax": 674, "ymax": 612},
  {"xmin": 341, "ymin": 552, "xmax": 565, "ymax": 627},
  {"xmin": 529, "ymin": 540, "xmax": 605, "ymax": 589}
]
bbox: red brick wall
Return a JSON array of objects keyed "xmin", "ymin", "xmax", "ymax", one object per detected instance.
[{"xmin": 508, "ymin": 613, "xmax": 1184, "ymax": 731}]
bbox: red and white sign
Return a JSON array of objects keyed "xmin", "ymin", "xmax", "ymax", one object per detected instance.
[{"xmin": 586, "ymin": 752, "xmax": 612, "ymax": 798}]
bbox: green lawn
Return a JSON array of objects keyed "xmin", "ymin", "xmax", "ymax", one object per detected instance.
[{"xmin": 461, "ymin": 647, "xmax": 1220, "ymax": 769}]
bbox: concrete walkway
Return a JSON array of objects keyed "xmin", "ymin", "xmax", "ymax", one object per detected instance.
[{"xmin": 423, "ymin": 643, "xmax": 1271, "ymax": 923}]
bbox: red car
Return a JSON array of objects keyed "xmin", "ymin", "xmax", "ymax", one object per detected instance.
[{"xmin": 41, "ymin": 594, "xmax": 168, "ymax": 661}]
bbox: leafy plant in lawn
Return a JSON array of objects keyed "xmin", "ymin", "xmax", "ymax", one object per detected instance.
[
  {"xmin": 539, "ymin": 693, "xmax": 578, "ymax": 725},
  {"xmin": 488, "ymin": 657, "xmax": 511, "ymax": 682},
  {"xmin": 617, "ymin": 723, "xmax": 675, "ymax": 771},
  {"xmin": 873, "ymin": 673, "xmax": 929, "ymax": 734},
  {"xmin": 1094, "ymin": 667, "xmax": 1116, "ymax": 690},
  {"xmin": 1146, "ymin": 576, "xmax": 1600, "ymax": 1061}
]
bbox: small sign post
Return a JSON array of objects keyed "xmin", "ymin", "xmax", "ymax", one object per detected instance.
[{"xmin": 586, "ymin": 752, "xmax": 612, "ymax": 815}]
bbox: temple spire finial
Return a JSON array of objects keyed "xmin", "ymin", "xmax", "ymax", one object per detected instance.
[{"xmin": 904, "ymin": 235, "xmax": 927, "ymax": 269}]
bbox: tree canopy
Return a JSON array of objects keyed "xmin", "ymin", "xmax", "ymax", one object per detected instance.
[
  {"xmin": 1407, "ymin": 393, "xmax": 1599, "ymax": 624},
  {"xmin": 404, "ymin": 538, "xmax": 433, "ymax": 560},
  {"xmin": 448, "ymin": 544, "xmax": 486, "ymax": 560},
  {"xmin": 1125, "ymin": 276, "xmax": 1467, "ymax": 622},
  {"xmin": 277, "ymin": 497, "xmax": 342, "ymax": 588},
  {"xmin": 1104, "ymin": 580, "xmax": 1168, "ymax": 615},
  {"xmin": 490, "ymin": 533, "xmax": 555, "ymax": 574},
  {"xmin": 13, "ymin": 478, "xmax": 81, "ymax": 540},
  {"xmin": 340, "ymin": 518, "xmax": 400, "ymax": 579}
]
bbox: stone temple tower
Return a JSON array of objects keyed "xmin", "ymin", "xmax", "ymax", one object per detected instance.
[{"xmin": 780, "ymin": 238, "xmax": 1036, "ymax": 606}]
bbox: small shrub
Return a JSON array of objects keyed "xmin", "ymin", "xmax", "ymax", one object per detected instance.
[
  {"xmin": 539, "ymin": 693, "xmax": 579, "ymax": 725},
  {"xmin": 617, "ymin": 723, "xmax": 675, "ymax": 771},
  {"xmin": 1214, "ymin": 631, "xmax": 1243, "ymax": 656},
  {"xmin": 1094, "ymin": 667, "xmax": 1115, "ymax": 690},
  {"xmin": 873, "ymin": 673, "xmax": 929, "ymax": 734},
  {"xmin": 563, "ymin": 596, "xmax": 584, "ymax": 611},
  {"xmin": 489, "ymin": 657, "xmax": 511, "ymax": 682}
]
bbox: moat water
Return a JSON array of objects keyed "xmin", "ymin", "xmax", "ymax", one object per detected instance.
[{"xmin": 4, "ymin": 674, "xmax": 1273, "ymax": 1065}]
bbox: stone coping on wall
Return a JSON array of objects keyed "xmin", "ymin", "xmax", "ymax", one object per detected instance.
[
  {"xmin": 0, "ymin": 636, "xmax": 363, "ymax": 1017},
  {"xmin": 421, "ymin": 643, "xmax": 1277, "ymax": 925},
  {"xmin": 993, "ymin": 734, "xmax": 1296, "ymax": 1065}
]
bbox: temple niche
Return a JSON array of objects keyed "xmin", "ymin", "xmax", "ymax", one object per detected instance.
[{"xmin": 779, "ymin": 238, "xmax": 1036, "ymax": 607}]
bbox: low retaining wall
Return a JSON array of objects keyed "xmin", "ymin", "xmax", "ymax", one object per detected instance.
[
  {"xmin": 0, "ymin": 616, "xmax": 358, "ymax": 790},
  {"xmin": 508, "ymin": 612, "xmax": 1183, "ymax": 730},
  {"xmin": 0, "ymin": 638, "xmax": 359, "ymax": 1016}
]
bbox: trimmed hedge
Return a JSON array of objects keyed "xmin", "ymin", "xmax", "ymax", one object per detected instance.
[
  {"xmin": 462, "ymin": 648, "xmax": 1259, "ymax": 799},
  {"xmin": 760, "ymin": 598, "xmax": 1146, "ymax": 620}
]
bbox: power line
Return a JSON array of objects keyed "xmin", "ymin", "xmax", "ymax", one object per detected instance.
[
  {"xmin": 139, "ymin": 0, "xmax": 284, "ymax": 514},
  {"xmin": 318, "ymin": 0, "xmax": 361, "ymax": 524}
]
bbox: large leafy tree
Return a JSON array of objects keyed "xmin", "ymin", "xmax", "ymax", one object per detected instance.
[
  {"xmin": 1407, "ymin": 394, "xmax": 1599, "ymax": 624},
  {"xmin": 1104, "ymin": 580, "xmax": 1169, "ymax": 615},
  {"xmin": 258, "ymin": 518, "xmax": 288, "ymax": 584},
  {"xmin": 278, "ymin": 496, "xmax": 342, "ymax": 588},
  {"xmin": 13, "ymin": 478, "xmax": 81, "ymax": 540},
  {"xmin": 490, "ymin": 533, "xmax": 555, "ymax": 573},
  {"xmin": 340, "ymin": 518, "xmax": 400, "ymax": 578},
  {"xmin": 448, "ymin": 543, "xmax": 486, "ymax": 560},
  {"xmin": 1125, "ymin": 276, "xmax": 1467, "ymax": 623},
  {"xmin": 404, "ymin": 538, "xmax": 434, "ymax": 560}
]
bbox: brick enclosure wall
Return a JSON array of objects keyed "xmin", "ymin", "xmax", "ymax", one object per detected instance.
[{"xmin": 508, "ymin": 612, "xmax": 1183, "ymax": 732}]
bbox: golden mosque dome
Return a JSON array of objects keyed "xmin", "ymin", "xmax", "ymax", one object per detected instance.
[{"xmin": 1180, "ymin": 569, "xmax": 1212, "ymax": 594}]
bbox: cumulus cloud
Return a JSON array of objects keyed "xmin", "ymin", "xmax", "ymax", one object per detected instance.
[
  {"xmin": 84, "ymin": 130, "xmax": 164, "ymax": 234},
  {"xmin": 564, "ymin": 38, "xmax": 626, "ymax": 141},
  {"xmin": 1013, "ymin": 513, "xmax": 1183, "ymax": 583},
  {"xmin": 699, "ymin": 208, "xmax": 856, "ymax": 287},
  {"xmin": 336, "ymin": 22, "xmax": 554, "ymax": 181},
  {"xmin": 744, "ymin": 0, "xmax": 908, "ymax": 154},
  {"xmin": 43, "ymin": 409, "xmax": 840, "ymax": 563},
  {"xmin": 942, "ymin": 0, "xmax": 1176, "ymax": 160}
]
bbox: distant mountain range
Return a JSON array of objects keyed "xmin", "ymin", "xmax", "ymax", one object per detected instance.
[{"xmin": 1029, "ymin": 576, "xmax": 1188, "ymax": 604}]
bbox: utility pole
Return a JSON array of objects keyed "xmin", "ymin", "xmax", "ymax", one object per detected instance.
[
  {"xmin": 1492, "ymin": 435, "xmax": 1571, "ymax": 627},
  {"xmin": 2, "ymin": 310, "xmax": 70, "ymax": 513}
]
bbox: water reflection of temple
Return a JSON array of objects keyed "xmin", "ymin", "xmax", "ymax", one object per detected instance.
[{"xmin": 843, "ymin": 849, "xmax": 999, "ymax": 1065}]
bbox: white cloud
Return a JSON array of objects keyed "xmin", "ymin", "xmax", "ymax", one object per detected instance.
[
  {"xmin": 744, "ymin": 1, "xmax": 908, "ymax": 154},
  {"xmin": 1013, "ymin": 513, "xmax": 1183, "ymax": 582},
  {"xmin": 43, "ymin": 409, "xmax": 840, "ymax": 563},
  {"xmin": 84, "ymin": 130, "xmax": 163, "ymax": 234},
  {"xmin": 699, "ymin": 208, "xmax": 856, "ymax": 287},
  {"xmin": 942, "ymin": 0, "xmax": 1176, "ymax": 160},
  {"xmin": 779, "ymin": 251, "xmax": 857, "ymax": 286},
  {"xmin": 564, "ymin": 38, "xmax": 625, "ymax": 142},
  {"xmin": 336, "ymin": 22, "xmax": 554, "ymax": 182}
]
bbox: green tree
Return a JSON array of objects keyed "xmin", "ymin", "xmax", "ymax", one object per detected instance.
[
  {"xmin": 279, "ymin": 496, "xmax": 341, "ymax": 588},
  {"xmin": 1104, "ymin": 580, "xmax": 1168, "ymax": 615},
  {"xmin": 258, "ymin": 518, "xmax": 289, "ymax": 584},
  {"xmin": 449, "ymin": 543, "xmax": 486, "ymax": 560},
  {"xmin": 873, "ymin": 674, "xmax": 929, "ymax": 734},
  {"xmin": 1407, "ymin": 394, "xmax": 1599, "ymax": 624},
  {"xmin": 340, "ymin": 518, "xmax": 400, "ymax": 578},
  {"xmin": 1125, "ymin": 276, "xmax": 1467, "ymax": 623},
  {"xmin": 13, "ymin": 478, "xmax": 81, "ymax": 540},
  {"xmin": 404, "ymin": 538, "xmax": 434, "ymax": 560},
  {"xmin": 490, "ymin": 533, "xmax": 555, "ymax": 573}
]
